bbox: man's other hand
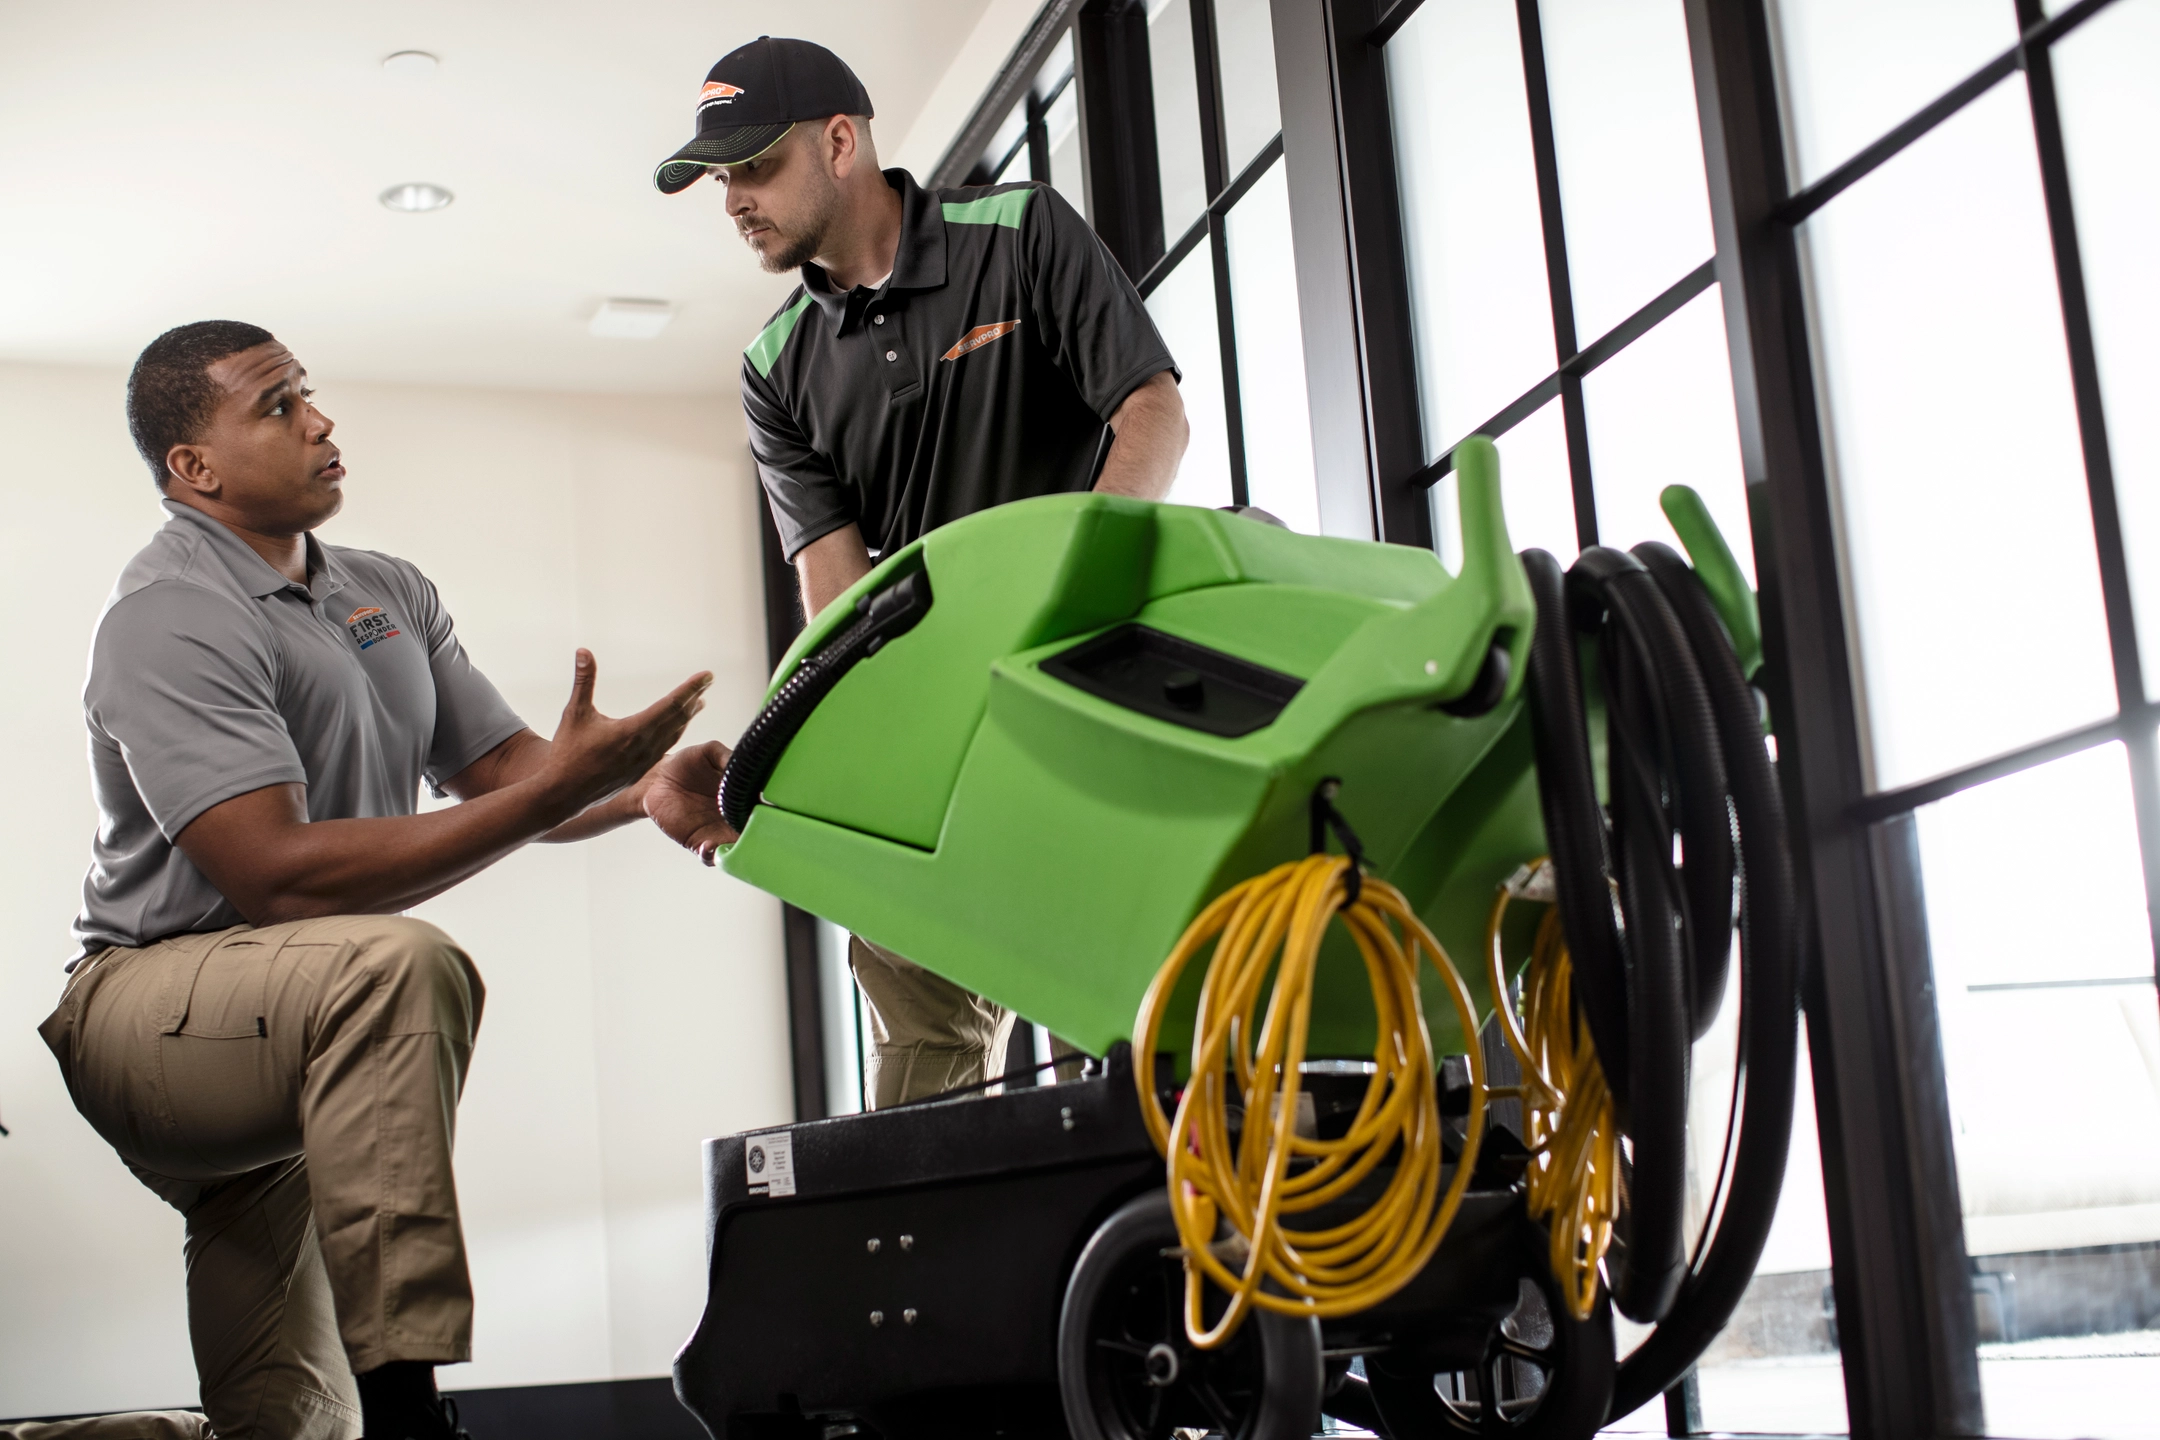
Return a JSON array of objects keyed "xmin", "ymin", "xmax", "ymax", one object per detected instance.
[
  {"xmin": 645, "ymin": 741, "xmax": 738, "ymax": 865},
  {"xmin": 542, "ymin": 650, "xmax": 712, "ymax": 812}
]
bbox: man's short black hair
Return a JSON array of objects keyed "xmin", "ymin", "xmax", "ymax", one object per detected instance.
[{"xmin": 126, "ymin": 320, "xmax": 277, "ymax": 491}]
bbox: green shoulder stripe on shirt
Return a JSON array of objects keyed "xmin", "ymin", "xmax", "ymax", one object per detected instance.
[
  {"xmin": 942, "ymin": 188, "xmax": 1034, "ymax": 230},
  {"xmin": 745, "ymin": 295, "xmax": 814, "ymax": 379}
]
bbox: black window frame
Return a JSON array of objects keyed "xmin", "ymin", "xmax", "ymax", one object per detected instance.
[
  {"xmin": 1282, "ymin": 0, "xmax": 2154, "ymax": 1434},
  {"xmin": 777, "ymin": 10, "xmax": 2159, "ymax": 1433},
  {"xmin": 933, "ymin": 0, "xmax": 1294, "ymax": 511}
]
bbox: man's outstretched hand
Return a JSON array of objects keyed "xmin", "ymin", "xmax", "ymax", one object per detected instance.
[
  {"xmin": 645, "ymin": 741, "xmax": 738, "ymax": 865},
  {"xmin": 541, "ymin": 649, "xmax": 712, "ymax": 811}
]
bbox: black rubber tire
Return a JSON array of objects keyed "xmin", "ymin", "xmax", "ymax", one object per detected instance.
[
  {"xmin": 1364, "ymin": 1223, "xmax": 1615, "ymax": 1440},
  {"xmin": 1058, "ymin": 1191, "xmax": 1324, "ymax": 1440}
]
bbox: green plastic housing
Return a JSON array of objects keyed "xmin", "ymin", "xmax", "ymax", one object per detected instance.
[
  {"xmin": 724, "ymin": 440, "xmax": 1544, "ymax": 1058},
  {"xmin": 721, "ymin": 436, "xmax": 1756, "ymax": 1061}
]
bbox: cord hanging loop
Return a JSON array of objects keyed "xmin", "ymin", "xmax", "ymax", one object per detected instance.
[{"xmin": 1308, "ymin": 778, "xmax": 1367, "ymax": 909}]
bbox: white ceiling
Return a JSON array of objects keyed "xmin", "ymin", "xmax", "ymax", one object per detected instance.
[{"xmin": 0, "ymin": 0, "xmax": 1012, "ymax": 394}]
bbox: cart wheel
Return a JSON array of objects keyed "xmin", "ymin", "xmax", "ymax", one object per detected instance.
[
  {"xmin": 1365, "ymin": 1229, "xmax": 1613, "ymax": 1440},
  {"xmin": 1059, "ymin": 1191, "xmax": 1323, "ymax": 1440}
]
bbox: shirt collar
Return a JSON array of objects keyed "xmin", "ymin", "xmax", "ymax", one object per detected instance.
[
  {"xmin": 800, "ymin": 168, "xmax": 948, "ymax": 335},
  {"xmin": 160, "ymin": 498, "xmax": 346, "ymax": 602}
]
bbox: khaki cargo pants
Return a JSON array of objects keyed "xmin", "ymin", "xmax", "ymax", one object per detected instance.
[
  {"xmin": 847, "ymin": 937, "xmax": 1087, "ymax": 1108},
  {"xmin": 848, "ymin": 936, "xmax": 1018, "ymax": 1109},
  {"xmin": 0, "ymin": 1416, "xmax": 210, "ymax": 1440},
  {"xmin": 37, "ymin": 916, "xmax": 484, "ymax": 1440}
]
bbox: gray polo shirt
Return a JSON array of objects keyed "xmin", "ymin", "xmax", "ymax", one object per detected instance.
[{"xmin": 72, "ymin": 500, "xmax": 526, "ymax": 959}]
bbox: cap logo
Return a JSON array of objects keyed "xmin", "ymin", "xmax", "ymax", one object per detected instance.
[
  {"xmin": 942, "ymin": 320, "xmax": 1022, "ymax": 362},
  {"xmin": 700, "ymin": 80, "xmax": 745, "ymax": 110}
]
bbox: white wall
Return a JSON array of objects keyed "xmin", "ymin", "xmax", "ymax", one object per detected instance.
[
  {"xmin": 889, "ymin": 0, "xmax": 1043, "ymax": 182},
  {"xmin": 0, "ymin": 360, "xmax": 791, "ymax": 1415}
]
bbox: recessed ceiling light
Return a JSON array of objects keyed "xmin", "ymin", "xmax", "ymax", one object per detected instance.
[
  {"xmin": 383, "ymin": 50, "xmax": 439, "ymax": 76},
  {"xmin": 591, "ymin": 299, "xmax": 676, "ymax": 339},
  {"xmin": 380, "ymin": 182, "xmax": 454, "ymax": 213}
]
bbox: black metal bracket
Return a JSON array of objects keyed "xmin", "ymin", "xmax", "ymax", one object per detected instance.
[{"xmin": 1309, "ymin": 778, "xmax": 1368, "ymax": 908}]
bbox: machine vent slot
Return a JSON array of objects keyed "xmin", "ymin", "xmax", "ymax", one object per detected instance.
[{"xmin": 1042, "ymin": 624, "xmax": 1303, "ymax": 738}]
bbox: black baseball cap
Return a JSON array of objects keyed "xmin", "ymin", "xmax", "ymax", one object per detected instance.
[{"xmin": 653, "ymin": 37, "xmax": 875, "ymax": 195}]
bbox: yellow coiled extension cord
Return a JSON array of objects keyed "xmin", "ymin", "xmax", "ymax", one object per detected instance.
[
  {"xmin": 1133, "ymin": 852, "xmax": 1488, "ymax": 1349},
  {"xmin": 1486, "ymin": 861, "xmax": 1619, "ymax": 1321}
]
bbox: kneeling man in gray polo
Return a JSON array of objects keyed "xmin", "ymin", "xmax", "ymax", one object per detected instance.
[{"xmin": 37, "ymin": 321, "xmax": 733, "ymax": 1440}]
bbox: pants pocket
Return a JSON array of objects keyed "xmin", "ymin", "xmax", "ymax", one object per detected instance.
[{"xmin": 172, "ymin": 934, "xmax": 273, "ymax": 1040}]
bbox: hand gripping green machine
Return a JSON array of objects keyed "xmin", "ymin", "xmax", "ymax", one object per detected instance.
[{"xmin": 675, "ymin": 440, "xmax": 1801, "ymax": 1440}]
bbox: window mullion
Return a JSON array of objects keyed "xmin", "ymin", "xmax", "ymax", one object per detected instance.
[
  {"xmin": 1026, "ymin": 89, "xmax": 1052, "ymax": 185},
  {"xmin": 1191, "ymin": 0, "xmax": 1231, "ymax": 198},
  {"xmin": 1207, "ymin": 216, "xmax": 1250, "ymax": 509},
  {"xmin": 1191, "ymin": 0, "xmax": 1248, "ymax": 506},
  {"xmin": 1514, "ymin": 0, "xmax": 1598, "ymax": 550}
]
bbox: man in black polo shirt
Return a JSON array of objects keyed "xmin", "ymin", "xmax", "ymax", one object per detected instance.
[{"xmin": 653, "ymin": 37, "xmax": 1189, "ymax": 1106}]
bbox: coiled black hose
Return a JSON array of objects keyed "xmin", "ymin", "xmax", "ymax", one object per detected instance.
[
  {"xmin": 1521, "ymin": 541, "xmax": 1796, "ymax": 1344},
  {"xmin": 718, "ymin": 569, "xmax": 935, "ymax": 834},
  {"xmin": 1605, "ymin": 542, "xmax": 1799, "ymax": 1419},
  {"xmin": 1526, "ymin": 546, "xmax": 1697, "ymax": 1325}
]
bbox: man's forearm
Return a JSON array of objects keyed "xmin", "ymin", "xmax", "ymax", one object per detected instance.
[
  {"xmin": 541, "ymin": 780, "xmax": 652, "ymax": 842},
  {"xmin": 456, "ymin": 728, "xmax": 652, "ymax": 844},
  {"xmin": 177, "ymin": 649, "xmax": 709, "ymax": 925},
  {"xmin": 1095, "ymin": 371, "xmax": 1188, "ymax": 502},
  {"xmin": 182, "ymin": 775, "xmax": 595, "ymax": 927},
  {"xmin": 796, "ymin": 522, "xmax": 875, "ymax": 619}
]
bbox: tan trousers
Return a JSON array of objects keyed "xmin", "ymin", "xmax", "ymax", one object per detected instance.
[
  {"xmin": 38, "ymin": 917, "xmax": 484, "ymax": 1440},
  {"xmin": 848, "ymin": 935, "xmax": 1017, "ymax": 1109},
  {"xmin": 0, "ymin": 1415, "xmax": 211, "ymax": 1440}
]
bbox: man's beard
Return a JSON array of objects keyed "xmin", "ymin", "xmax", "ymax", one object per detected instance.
[
  {"xmin": 754, "ymin": 225, "xmax": 824, "ymax": 274},
  {"xmin": 748, "ymin": 175, "xmax": 841, "ymax": 275}
]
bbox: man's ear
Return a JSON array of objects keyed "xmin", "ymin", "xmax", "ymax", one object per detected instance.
[
  {"xmin": 826, "ymin": 115, "xmax": 860, "ymax": 179},
  {"xmin": 164, "ymin": 443, "xmax": 218, "ymax": 500}
]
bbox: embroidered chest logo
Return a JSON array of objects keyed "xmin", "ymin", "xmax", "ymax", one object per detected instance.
[
  {"xmin": 942, "ymin": 319, "xmax": 1021, "ymax": 362},
  {"xmin": 345, "ymin": 606, "xmax": 402, "ymax": 651}
]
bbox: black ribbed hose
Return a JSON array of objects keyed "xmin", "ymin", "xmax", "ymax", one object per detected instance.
[
  {"xmin": 1523, "ymin": 535, "xmax": 1798, "ymax": 1347},
  {"xmin": 718, "ymin": 569, "xmax": 935, "ymax": 834},
  {"xmin": 1604, "ymin": 542, "xmax": 1800, "ymax": 1419}
]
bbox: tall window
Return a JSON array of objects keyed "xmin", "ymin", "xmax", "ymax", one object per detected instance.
[
  {"xmin": 883, "ymin": 8, "xmax": 2160, "ymax": 1432},
  {"xmin": 1773, "ymin": 2, "xmax": 2160, "ymax": 1433},
  {"xmin": 1322, "ymin": 0, "xmax": 2160, "ymax": 1431},
  {"xmin": 1383, "ymin": 0, "xmax": 1748, "ymax": 583},
  {"xmin": 978, "ymin": 33, "xmax": 1088, "ymax": 215},
  {"xmin": 1374, "ymin": 3, "xmax": 1836, "ymax": 1430},
  {"xmin": 941, "ymin": 0, "xmax": 1322, "ymax": 531}
]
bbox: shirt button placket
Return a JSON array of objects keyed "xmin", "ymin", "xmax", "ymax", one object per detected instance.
[{"xmin": 869, "ymin": 304, "xmax": 910, "ymax": 386}]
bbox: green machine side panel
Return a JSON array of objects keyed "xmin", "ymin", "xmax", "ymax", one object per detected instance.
[
  {"xmin": 725, "ymin": 445, "xmax": 1538, "ymax": 1057},
  {"xmin": 762, "ymin": 499, "xmax": 1158, "ymax": 850},
  {"xmin": 724, "ymin": 467, "xmax": 1755, "ymax": 1064},
  {"xmin": 760, "ymin": 499, "xmax": 1460, "ymax": 853}
]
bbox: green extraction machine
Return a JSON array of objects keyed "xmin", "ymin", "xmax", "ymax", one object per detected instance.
[{"xmin": 675, "ymin": 440, "xmax": 1800, "ymax": 1440}]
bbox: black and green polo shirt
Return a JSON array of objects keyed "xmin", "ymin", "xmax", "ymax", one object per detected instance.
[{"xmin": 741, "ymin": 169, "xmax": 1179, "ymax": 561}]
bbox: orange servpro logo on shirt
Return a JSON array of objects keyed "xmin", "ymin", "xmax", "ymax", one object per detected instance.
[
  {"xmin": 942, "ymin": 319, "xmax": 1021, "ymax": 362},
  {"xmin": 345, "ymin": 606, "xmax": 402, "ymax": 651}
]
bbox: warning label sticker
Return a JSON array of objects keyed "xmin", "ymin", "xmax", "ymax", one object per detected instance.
[{"xmin": 744, "ymin": 1130, "xmax": 796, "ymax": 1198}]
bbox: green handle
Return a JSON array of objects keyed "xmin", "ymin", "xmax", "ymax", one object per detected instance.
[
  {"xmin": 1659, "ymin": 484, "xmax": 1762, "ymax": 681},
  {"xmin": 1452, "ymin": 436, "xmax": 1512, "ymax": 593}
]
